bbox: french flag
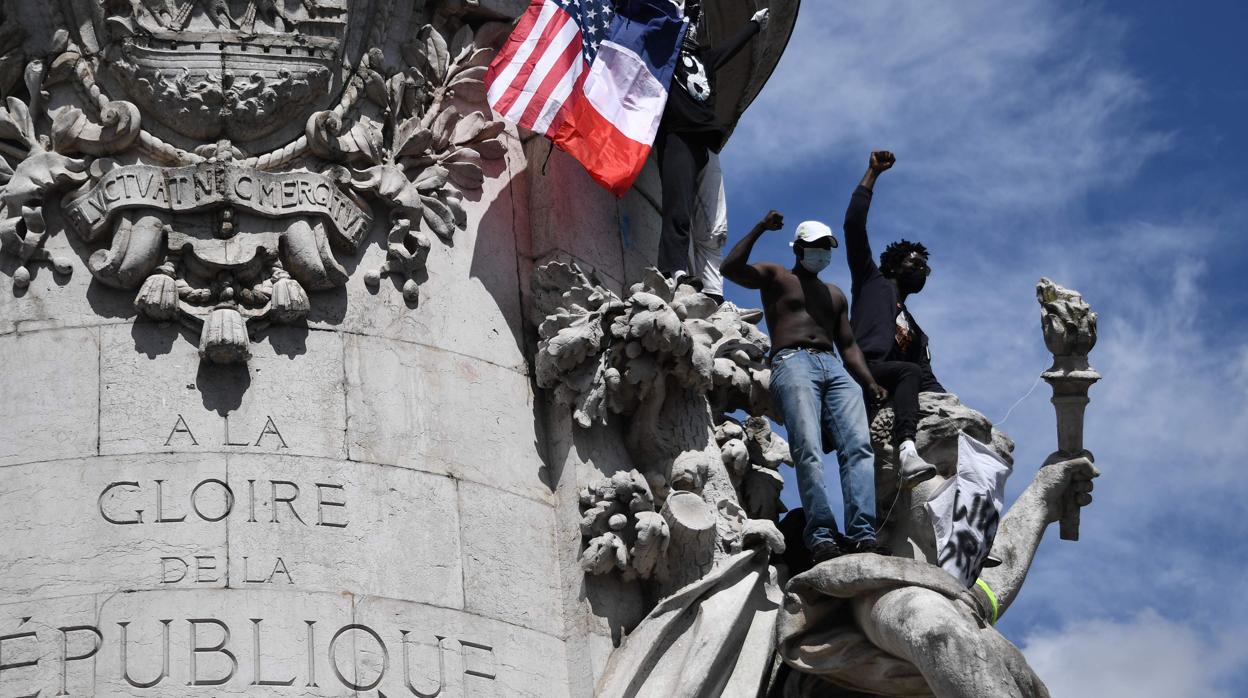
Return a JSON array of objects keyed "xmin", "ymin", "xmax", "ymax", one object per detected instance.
[{"xmin": 487, "ymin": 0, "xmax": 686, "ymax": 196}]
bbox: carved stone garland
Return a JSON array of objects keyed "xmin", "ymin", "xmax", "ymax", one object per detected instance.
[{"xmin": 532, "ymin": 261, "xmax": 788, "ymax": 591}]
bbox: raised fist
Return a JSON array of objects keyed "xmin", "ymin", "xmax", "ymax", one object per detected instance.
[
  {"xmin": 762, "ymin": 210, "xmax": 784, "ymax": 230},
  {"xmin": 870, "ymin": 150, "xmax": 896, "ymax": 173}
]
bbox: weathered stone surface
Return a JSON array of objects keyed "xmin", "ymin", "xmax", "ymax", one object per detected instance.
[
  {"xmin": 0, "ymin": 326, "xmax": 99, "ymax": 466},
  {"xmin": 1037, "ymin": 277, "xmax": 1101, "ymax": 540},
  {"xmin": 223, "ymin": 454, "xmax": 464, "ymax": 607},
  {"xmin": 344, "ymin": 333, "xmax": 548, "ymax": 502},
  {"xmin": 354, "ymin": 595, "xmax": 572, "ymax": 698},
  {"xmin": 0, "ymin": 218, "xmax": 136, "ymax": 336},
  {"xmin": 0, "ymin": 453, "xmax": 464, "ymax": 607},
  {"xmin": 531, "ymin": 260, "xmax": 787, "ymax": 694},
  {"xmin": 542, "ymin": 407, "xmax": 649, "ymax": 697},
  {"xmin": 524, "ymin": 142, "xmax": 630, "ymax": 283},
  {"xmin": 0, "ymin": 454, "xmax": 228, "ymax": 602},
  {"xmin": 99, "ymin": 323, "xmax": 348, "ymax": 460},
  {"xmin": 458, "ymin": 481, "xmax": 563, "ymax": 637},
  {"xmin": 620, "ymin": 160, "xmax": 666, "ymax": 287},
  {"xmin": 0, "ymin": 590, "xmax": 567, "ymax": 697}
]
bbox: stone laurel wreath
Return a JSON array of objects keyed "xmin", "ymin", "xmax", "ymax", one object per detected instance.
[
  {"xmin": 312, "ymin": 23, "xmax": 510, "ymax": 304},
  {"xmin": 0, "ymin": 19, "xmax": 508, "ymax": 361},
  {"xmin": 533, "ymin": 262, "xmax": 789, "ymax": 582}
]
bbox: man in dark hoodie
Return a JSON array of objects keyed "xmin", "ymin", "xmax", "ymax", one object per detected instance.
[
  {"xmin": 843, "ymin": 151, "xmax": 944, "ymax": 488},
  {"xmin": 657, "ymin": 1, "xmax": 769, "ymax": 295}
]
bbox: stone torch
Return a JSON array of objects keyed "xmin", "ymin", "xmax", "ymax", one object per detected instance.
[{"xmin": 1036, "ymin": 278, "xmax": 1100, "ymax": 541}]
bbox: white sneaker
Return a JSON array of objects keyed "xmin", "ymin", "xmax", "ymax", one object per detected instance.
[{"xmin": 898, "ymin": 440, "xmax": 937, "ymax": 488}]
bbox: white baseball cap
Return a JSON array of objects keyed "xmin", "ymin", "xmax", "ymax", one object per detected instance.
[{"xmin": 790, "ymin": 220, "xmax": 838, "ymax": 248}]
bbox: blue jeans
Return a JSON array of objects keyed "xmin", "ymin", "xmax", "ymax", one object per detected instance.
[{"xmin": 769, "ymin": 348, "xmax": 878, "ymax": 549}]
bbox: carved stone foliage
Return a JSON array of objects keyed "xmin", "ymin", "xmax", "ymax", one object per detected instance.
[
  {"xmin": 577, "ymin": 469, "xmax": 668, "ymax": 580},
  {"xmin": 0, "ymin": 1, "xmax": 508, "ymax": 364},
  {"xmin": 532, "ymin": 261, "xmax": 785, "ymax": 593},
  {"xmin": 716, "ymin": 416, "xmax": 789, "ymax": 522},
  {"xmin": 532, "ymin": 262, "xmax": 774, "ymax": 431}
]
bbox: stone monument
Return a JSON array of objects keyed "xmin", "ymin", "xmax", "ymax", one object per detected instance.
[
  {"xmin": 0, "ymin": 0, "xmax": 798, "ymax": 695},
  {"xmin": 0, "ymin": 0, "xmax": 1100, "ymax": 694}
]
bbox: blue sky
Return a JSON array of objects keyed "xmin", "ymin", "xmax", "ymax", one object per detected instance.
[{"xmin": 718, "ymin": 2, "xmax": 1248, "ymax": 695}]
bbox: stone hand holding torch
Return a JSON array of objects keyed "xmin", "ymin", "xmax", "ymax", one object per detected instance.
[{"xmin": 1037, "ymin": 278, "xmax": 1100, "ymax": 541}]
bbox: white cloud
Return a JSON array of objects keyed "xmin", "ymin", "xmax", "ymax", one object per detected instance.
[
  {"xmin": 987, "ymin": 234, "xmax": 1248, "ymax": 630},
  {"xmin": 730, "ymin": 0, "xmax": 1171, "ymax": 213},
  {"xmin": 1021, "ymin": 610, "xmax": 1247, "ymax": 698}
]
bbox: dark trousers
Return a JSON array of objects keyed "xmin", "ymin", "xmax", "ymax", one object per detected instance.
[
  {"xmin": 657, "ymin": 129, "xmax": 710, "ymax": 277},
  {"xmin": 868, "ymin": 360, "xmax": 944, "ymax": 443}
]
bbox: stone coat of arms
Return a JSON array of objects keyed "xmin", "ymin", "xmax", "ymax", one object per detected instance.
[{"xmin": 0, "ymin": 0, "xmax": 508, "ymax": 362}]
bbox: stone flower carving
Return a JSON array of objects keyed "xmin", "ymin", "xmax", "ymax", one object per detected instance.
[
  {"xmin": 0, "ymin": 8, "xmax": 509, "ymax": 366},
  {"xmin": 533, "ymin": 263, "xmax": 772, "ymax": 433}
]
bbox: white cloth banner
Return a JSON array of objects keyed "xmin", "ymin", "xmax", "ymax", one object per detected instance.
[{"xmin": 926, "ymin": 432, "xmax": 1013, "ymax": 587}]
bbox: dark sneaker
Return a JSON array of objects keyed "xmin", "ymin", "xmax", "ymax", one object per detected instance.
[
  {"xmin": 848, "ymin": 538, "xmax": 888, "ymax": 555},
  {"xmin": 810, "ymin": 540, "xmax": 845, "ymax": 564}
]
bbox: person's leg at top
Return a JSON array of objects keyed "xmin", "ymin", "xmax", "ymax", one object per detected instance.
[
  {"xmin": 868, "ymin": 360, "xmax": 938, "ymax": 487},
  {"xmin": 819, "ymin": 351, "xmax": 882, "ymax": 551},
  {"xmin": 657, "ymin": 129, "xmax": 709, "ymax": 283},
  {"xmin": 689, "ymin": 149, "xmax": 728, "ymax": 303}
]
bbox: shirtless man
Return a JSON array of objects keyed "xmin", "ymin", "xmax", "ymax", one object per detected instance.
[{"xmin": 721, "ymin": 210, "xmax": 888, "ymax": 561}]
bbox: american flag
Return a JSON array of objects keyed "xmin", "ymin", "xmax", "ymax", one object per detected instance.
[
  {"xmin": 487, "ymin": 0, "xmax": 618, "ymax": 134},
  {"xmin": 487, "ymin": 0, "xmax": 686, "ymax": 195}
]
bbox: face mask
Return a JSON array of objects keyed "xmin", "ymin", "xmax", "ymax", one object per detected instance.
[
  {"xmin": 800, "ymin": 249, "xmax": 832, "ymax": 273},
  {"xmin": 896, "ymin": 269, "xmax": 927, "ymax": 293}
]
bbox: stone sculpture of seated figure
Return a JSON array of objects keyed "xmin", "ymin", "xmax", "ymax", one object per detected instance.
[{"xmin": 777, "ymin": 394, "xmax": 1098, "ymax": 698}]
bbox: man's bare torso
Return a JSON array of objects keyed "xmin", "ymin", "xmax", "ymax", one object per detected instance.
[{"xmin": 755, "ymin": 262, "xmax": 849, "ymax": 354}]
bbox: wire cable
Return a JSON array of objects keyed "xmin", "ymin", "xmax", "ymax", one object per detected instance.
[{"xmin": 995, "ymin": 373, "xmax": 1044, "ymax": 426}]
